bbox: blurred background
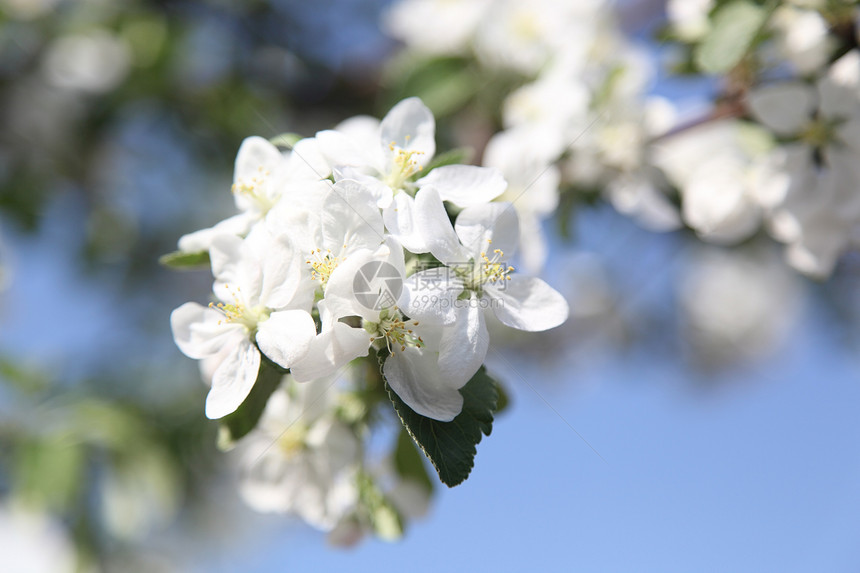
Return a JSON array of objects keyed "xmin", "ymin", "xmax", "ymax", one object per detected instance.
[{"xmin": 1, "ymin": 0, "xmax": 859, "ymax": 571}]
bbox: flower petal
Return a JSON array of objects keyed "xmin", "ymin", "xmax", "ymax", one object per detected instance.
[
  {"xmin": 380, "ymin": 97, "xmax": 435, "ymax": 167},
  {"xmin": 316, "ymin": 129, "xmax": 383, "ymax": 173},
  {"xmin": 819, "ymin": 49, "xmax": 860, "ymax": 119},
  {"xmin": 416, "ymin": 165, "xmax": 507, "ymax": 206},
  {"xmin": 177, "ymin": 213, "xmax": 254, "ymax": 253},
  {"xmin": 324, "ymin": 180, "xmax": 385, "ymax": 254},
  {"xmin": 333, "ymin": 167, "xmax": 394, "ymax": 208},
  {"xmin": 414, "ymin": 187, "xmax": 468, "ymax": 264},
  {"xmin": 454, "ymin": 201, "xmax": 520, "ymax": 258},
  {"xmin": 206, "ymin": 338, "xmax": 262, "ymax": 419},
  {"xmin": 235, "ymin": 136, "xmax": 285, "ymax": 182},
  {"xmin": 255, "ymin": 309, "xmax": 317, "ymax": 369},
  {"xmin": 285, "ymin": 137, "xmax": 331, "ymax": 181},
  {"xmin": 170, "ymin": 302, "xmax": 245, "ymax": 359},
  {"xmin": 400, "ymin": 268, "xmax": 461, "ymax": 325},
  {"xmin": 488, "ymin": 275, "xmax": 569, "ymax": 331},
  {"xmin": 383, "ymin": 348, "xmax": 463, "ymax": 421},
  {"xmin": 747, "ymin": 83, "xmax": 814, "ymax": 136},
  {"xmin": 383, "ymin": 192, "xmax": 430, "ymax": 254},
  {"xmin": 291, "ymin": 321, "xmax": 371, "ymax": 383},
  {"xmin": 438, "ymin": 297, "xmax": 488, "ymax": 386}
]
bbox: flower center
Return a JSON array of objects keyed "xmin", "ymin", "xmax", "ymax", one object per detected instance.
[
  {"xmin": 231, "ymin": 165, "xmax": 275, "ymax": 212},
  {"xmin": 209, "ymin": 285, "xmax": 269, "ymax": 331},
  {"xmin": 460, "ymin": 239, "xmax": 514, "ymax": 293},
  {"xmin": 364, "ymin": 307, "xmax": 424, "ymax": 353},
  {"xmin": 307, "ymin": 248, "xmax": 341, "ymax": 288},
  {"xmin": 277, "ymin": 423, "xmax": 308, "ymax": 458},
  {"xmin": 384, "ymin": 138, "xmax": 424, "ymax": 191}
]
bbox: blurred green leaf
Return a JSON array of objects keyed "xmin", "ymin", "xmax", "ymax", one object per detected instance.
[
  {"xmin": 0, "ymin": 358, "xmax": 50, "ymax": 394},
  {"xmin": 386, "ymin": 57, "xmax": 479, "ymax": 117},
  {"xmin": 159, "ymin": 250, "xmax": 210, "ymax": 270},
  {"xmin": 419, "ymin": 147, "xmax": 474, "ymax": 176},
  {"xmin": 695, "ymin": 1, "xmax": 769, "ymax": 74},
  {"xmin": 269, "ymin": 133, "xmax": 304, "ymax": 148},
  {"xmin": 15, "ymin": 437, "xmax": 85, "ymax": 511},
  {"xmin": 357, "ymin": 470, "xmax": 404, "ymax": 541}
]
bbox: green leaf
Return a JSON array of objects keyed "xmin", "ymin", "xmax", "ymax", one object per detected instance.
[
  {"xmin": 419, "ymin": 147, "xmax": 474, "ymax": 176},
  {"xmin": 384, "ymin": 365, "xmax": 499, "ymax": 487},
  {"xmin": 218, "ymin": 355, "xmax": 286, "ymax": 448},
  {"xmin": 269, "ymin": 133, "xmax": 304, "ymax": 149},
  {"xmin": 393, "ymin": 429, "xmax": 434, "ymax": 494},
  {"xmin": 14, "ymin": 437, "xmax": 85, "ymax": 511},
  {"xmin": 356, "ymin": 470, "xmax": 404, "ymax": 541},
  {"xmin": 694, "ymin": 1, "xmax": 769, "ymax": 74},
  {"xmin": 385, "ymin": 56, "xmax": 480, "ymax": 117},
  {"xmin": 495, "ymin": 381, "xmax": 511, "ymax": 415},
  {"xmin": 159, "ymin": 250, "xmax": 210, "ymax": 270}
]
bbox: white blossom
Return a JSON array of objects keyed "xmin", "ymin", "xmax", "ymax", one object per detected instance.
[
  {"xmin": 748, "ymin": 49, "xmax": 860, "ymax": 275},
  {"xmin": 171, "ymin": 225, "xmax": 317, "ymax": 418}
]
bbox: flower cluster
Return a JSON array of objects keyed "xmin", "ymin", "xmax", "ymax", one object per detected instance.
[
  {"xmin": 169, "ymin": 97, "xmax": 568, "ymax": 538},
  {"xmin": 384, "ymin": 0, "xmax": 860, "ymax": 278}
]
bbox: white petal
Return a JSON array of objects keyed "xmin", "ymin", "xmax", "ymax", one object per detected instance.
[
  {"xmin": 255, "ymin": 310, "xmax": 317, "ymax": 369},
  {"xmin": 682, "ymin": 165, "xmax": 761, "ymax": 244},
  {"xmin": 325, "ymin": 242, "xmax": 405, "ymax": 320},
  {"xmin": 209, "ymin": 233, "xmax": 245, "ymax": 285},
  {"xmin": 170, "ymin": 302, "xmax": 245, "ymax": 359},
  {"xmin": 414, "ymin": 187, "xmax": 468, "ymax": 264},
  {"xmin": 177, "ymin": 213, "xmax": 254, "ymax": 253},
  {"xmin": 416, "ymin": 165, "xmax": 507, "ymax": 206},
  {"xmin": 235, "ymin": 136, "xmax": 285, "ymax": 182},
  {"xmin": 380, "ymin": 97, "xmax": 435, "ymax": 167},
  {"xmin": 206, "ymin": 339, "xmax": 262, "ymax": 419},
  {"xmin": 819, "ymin": 49, "xmax": 860, "ymax": 119},
  {"xmin": 489, "ymin": 275, "xmax": 569, "ymax": 332},
  {"xmin": 516, "ymin": 213, "xmax": 549, "ymax": 274},
  {"xmin": 383, "ymin": 193, "xmax": 429, "ymax": 253},
  {"xmin": 246, "ymin": 226, "xmax": 303, "ymax": 310},
  {"xmin": 438, "ymin": 297, "xmax": 488, "ymax": 386},
  {"xmin": 333, "ymin": 167, "xmax": 394, "ymax": 208},
  {"xmin": 401, "ymin": 269, "xmax": 462, "ymax": 325},
  {"xmin": 747, "ymin": 83, "xmax": 814, "ymax": 135},
  {"xmin": 285, "ymin": 137, "xmax": 331, "ymax": 181},
  {"xmin": 383, "ymin": 348, "xmax": 463, "ymax": 421},
  {"xmin": 316, "ymin": 129, "xmax": 383, "ymax": 172},
  {"xmin": 290, "ymin": 322, "xmax": 371, "ymax": 383},
  {"xmin": 324, "ymin": 180, "xmax": 385, "ymax": 254},
  {"xmin": 454, "ymin": 201, "xmax": 520, "ymax": 258}
]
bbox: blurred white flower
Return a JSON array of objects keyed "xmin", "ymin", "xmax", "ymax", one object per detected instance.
[
  {"xmin": 473, "ymin": 0, "xmax": 603, "ymax": 75},
  {"xmin": 748, "ymin": 49, "xmax": 860, "ymax": 275},
  {"xmin": 502, "ymin": 75, "xmax": 590, "ymax": 155},
  {"xmin": 238, "ymin": 378, "xmax": 360, "ymax": 531},
  {"xmin": 41, "ymin": 30, "xmax": 131, "ymax": 94},
  {"xmin": 654, "ymin": 120, "xmax": 777, "ymax": 244},
  {"xmin": 382, "ymin": 0, "xmax": 491, "ymax": 56},
  {"xmin": 771, "ymin": 5, "xmax": 833, "ymax": 74},
  {"xmin": 99, "ymin": 449, "xmax": 180, "ymax": 542},
  {"xmin": 667, "ymin": 0, "xmax": 715, "ymax": 42},
  {"xmin": 483, "ymin": 127, "xmax": 561, "ymax": 273},
  {"xmin": 680, "ymin": 247, "xmax": 802, "ymax": 366},
  {"xmin": 0, "ymin": 506, "xmax": 77, "ymax": 573}
]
